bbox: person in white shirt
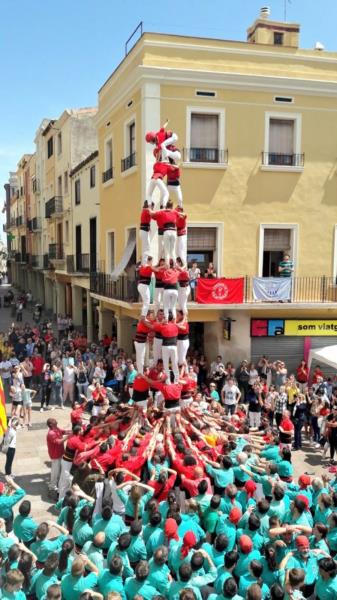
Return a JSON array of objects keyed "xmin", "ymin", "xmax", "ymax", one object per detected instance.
[
  {"xmin": 0, "ymin": 358, "xmax": 12, "ymax": 401},
  {"xmin": 63, "ymin": 361, "xmax": 76, "ymax": 406},
  {"xmin": 221, "ymin": 378, "xmax": 241, "ymax": 415},
  {"xmin": 93, "ymin": 361, "xmax": 106, "ymax": 384}
]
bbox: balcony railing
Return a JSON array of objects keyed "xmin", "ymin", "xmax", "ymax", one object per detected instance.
[
  {"xmin": 43, "ymin": 254, "xmax": 51, "ymax": 269},
  {"xmin": 28, "ymin": 254, "xmax": 42, "ymax": 268},
  {"xmin": 102, "ymin": 167, "xmax": 113, "ymax": 183},
  {"xmin": 16, "ymin": 216, "xmax": 23, "ymax": 227},
  {"xmin": 261, "ymin": 152, "xmax": 305, "ymax": 167},
  {"xmin": 67, "ymin": 254, "xmax": 90, "ymax": 273},
  {"xmin": 90, "ymin": 273, "xmax": 138, "ymax": 302},
  {"xmin": 183, "ymin": 148, "xmax": 228, "ymax": 164},
  {"xmin": 45, "ymin": 196, "xmax": 63, "ymax": 218},
  {"xmin": 48, "ymin": 244, "xmax": 64, "ymax": 260},
  {"xmin": 90, "ymin": 274, "xmax": 337, "ymax": 305},
  {"xmin": 14, "ymin": 252, "xmax": 27, "ymax": 263},
  {"xmin": 9, "ymin": 217, "xmax": 16, "ymax": 228},
  {"xmin": 32, "ymin": 217, "xmax": 42, "ymax": 231},
  {"xmin": 121, "ymin": 152, "xmax": 136, "ymax": 172}
]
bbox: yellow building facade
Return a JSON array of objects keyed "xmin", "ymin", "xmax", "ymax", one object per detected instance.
[{"xmin": 92, "ymin": 12, "xmax": 337, "ymax": 368}]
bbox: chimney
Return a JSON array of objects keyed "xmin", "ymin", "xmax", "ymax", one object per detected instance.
[{"xmin": 247, "ymin": 7, "xmax": 300, "ymax": 48}]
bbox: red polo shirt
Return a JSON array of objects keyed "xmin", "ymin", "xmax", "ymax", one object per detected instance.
[{"xmin": 47, "ymin": 427, "xmax": 66, "ymax": 460}]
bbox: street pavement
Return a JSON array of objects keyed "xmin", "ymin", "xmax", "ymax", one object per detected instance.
[{"xmin": 0, "ymin": 283, "xmax": 326, "ymax": 524}]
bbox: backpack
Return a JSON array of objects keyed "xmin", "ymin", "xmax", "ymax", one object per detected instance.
[{"xmin": 102, "ymin": 479, "xmax": 113, "ymax": 508}]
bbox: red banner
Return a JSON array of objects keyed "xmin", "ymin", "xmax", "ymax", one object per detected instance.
[{"xmin": 196, "ymin": 278, "xmax": 244, "ymax": 304}]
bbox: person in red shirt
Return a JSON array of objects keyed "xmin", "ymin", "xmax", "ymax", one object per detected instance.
[
  {"xmin": 176, "ymin": 257, "xmax": 190, "ymax": 316},
  {"xmin": 148, "ymin": 468, "xmax": 177, "ymax": 502},
  {"xmin": 58, "ymin": 424, "xmax": 99, "ymax": 499},
  {"xmin": 151, "ymin": 201, "xmax": 178, "ymax": 264},
  {"xmin": 161, "ymin": 261, "xmax": 179, "ymax": 321},
  {"xmin": 153, "ymin": 260, "xmax": 165, "ymax": 314},
  {"xmin": 296, "ymin": 360, "xmax": 309, "ymax": 391},
  {"xmin": 279, "ymin": 411, "xmax": 294, "ymax": 448},
  {"xmin": 70, "ymin": 397, "xmax": 89, "ymax": 426},
  {"xmin": 179, "ymin": 364, "xmax": 197, "ymax": 408},
  {"xmin": 175, "ymin": 207, "xmax": 187, "ymax": 264},
  {"xmin": 152, "ymin": 309, "xmax": 164, "ymax": 365},
  {"xmin": 312, "ymin": 365, "xmax": 324, "ymax": 384},
  {"xmin": 132, "ymin": 371, "xmax": 150, "ymax": 409},
  {"xmin": 140, "ymin": 200, "xmax": 151, "ymax": 264},
  {"xmin": 147, "ymin": 314, "xmax": 179, "ymax": 383},
  {"xmin": 137, "ymin": 256, "xmax": 154, "ymax": 317},
  {"xmin": 141, "ymin": 373, "xmax": 182, "ymax": 411},
  {"xmin": 180, "ymin": 466, "xmax": 212, "ymax": 497},
  {"xmin": 176, "ymin": 312, "xmax": 190, "ymax": 369},
  {"xmin": 91, "ymin": 383, "xmax": 107, "ymax": 417},
  {"xmin": 134, "ymin": 317, "xmax": 152, "ymax": 374},
  {"xmin": 31, "ymin": 349, "xmax": 44, "ymax": 388},
  {"xmin": 46, "ymin": 418, "xmax": 70, "ymax": 493}
]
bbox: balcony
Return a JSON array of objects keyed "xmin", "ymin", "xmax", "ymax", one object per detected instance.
[
  {"xmin": 90, "ymin": 272, "xmax": 138, "ymax": 302},
  {"xmin": 43, "ymin": 254, "xmax": 51, "ymax": 269},
  {"xmin": 48, "ymin": 244, "xmax": 64, "ymax": 260},
  {"xmin": 2, "ymin": 224, "xmax": 7, "ymax": 233},
  {"xmin": 28, "ymin": 254, "xmax": 42, "ymax": 269},
  {"xmin": 32, "ymin": 217, "xmax": 42, "ymax": 231},
  {"xmin": 32, "ymin": 179, "xmax": 40, "ymax": 194},
  {"xmin": 102, "ymin": 167, "xmax": 113, "ymax": 183},
  {"xmin": 67, "ymin": 253, "xmax": 90, "ymax": 273},
  {"xmin": 45, "ymin": 196, "xmax": 63, "ymax": 218},
  {"xmin": 261, "ymin": 152, "xmax": 305, "ymax": 168},
  {"xmin": 14, "ymin": 252, "xmax": 27, "ymax": 263},
  {"xmin": 90, "ymin": 274, "xmax": 337, "ymax": 306},
  {"xmin": 183, "ymin": 147, "xmax": 228, "ymax": 164},
  {"xmin": 121, "ymin": 152, "xmax": 136, "ymax": 172},
  {"xmin": 9, "ymin": 217, "xmax": 16, "ymax": 228},
  {"xmin": 16, "ymin": 216, "xmax": 23, "ymax": 227}
]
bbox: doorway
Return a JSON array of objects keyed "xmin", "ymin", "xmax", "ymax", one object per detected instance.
[{"xmin": 90, "ymin": 218, "xmax": 97, "ymax": 272}]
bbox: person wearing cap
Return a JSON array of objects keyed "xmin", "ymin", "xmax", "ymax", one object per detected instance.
[
  {"xmin": 234, "ymin": 535, "xmax": 261, "ymax": 578},
  {"xmin": 279, "ymin": 535, "xmax": 324, "ymax": 596},
  {"xmin": 216, "ymin": 507, "xmax": 242, "ymax": 552},
  {"xmin": 285, "ymin": 495, "xmax": 313, "ymax": 528},
  {"xmin": 169, "ymin": 531, "xmax": 197, "ymax": 576},
  {"xmin": 0, "ymin": 476, "xmax": 26, "ymax": 533},
  {"xmin": 285, "ymin": 474, "xmax": 313, "ymax": 508}
]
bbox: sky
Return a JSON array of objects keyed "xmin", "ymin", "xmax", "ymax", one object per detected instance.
[{"xmin": 1, "ymin": 0, "xmax": 337, "ymax": 236}]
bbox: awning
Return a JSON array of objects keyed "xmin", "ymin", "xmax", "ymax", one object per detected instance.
[
  {"xmin": 308, "ymin": 345, "xmax": 337, "ymax": 370},
  {"xmin": 111, "ymin": 228, "xmax": 136, "ymax": 280}
]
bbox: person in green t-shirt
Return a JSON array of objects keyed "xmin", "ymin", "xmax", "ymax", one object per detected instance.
[{"xmin": 315, "ymin": 557, "xmax": 337, "ymax": 600}]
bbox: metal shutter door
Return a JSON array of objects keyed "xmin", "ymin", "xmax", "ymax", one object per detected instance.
[{"xmin": 251, "ymin": 337, "xmax": 304, "ymax": 375}]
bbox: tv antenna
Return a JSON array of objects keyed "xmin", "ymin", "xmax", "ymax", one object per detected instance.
[{"xmin": 284, "ymin": 0, "xmax": 292, "ymax": 22}]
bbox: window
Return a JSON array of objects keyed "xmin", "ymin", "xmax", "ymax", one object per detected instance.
[
  {"xmin": 187, "ymin": 227, "xmax": 217, "ymax": 274},
  {"xmin": 190, "ymin": 113, "xmax": 219, "ymax": 162},
  {"xmin": 57, "ymin": 175, "xmax": 62, "ymax": 196},
  {"xmin": 64, "ymin": 171, "xmax": 68, "ymax": 194},
  {"xmin": 263, "ymin": 113, "xmax": 303, "ymax": 168},
  {"xmin": 259, "ymin": 225, "xmax": 297, "ymax": 277},
  {"xmin": 122, "ymin": 120, "xmax": 136, "ymax": 171},
  {"xmin": 47, "ymin": 137, "xmax": 53, "ymax": 158},
  {"xmin": 90, "ymin": 165, "xmax": 96, "ymax": 188},
  {"xmin": 274, "ymin": 32, "xmax": 284, "ymax": 45},
  {"xmin": 107, "ymin": 232, "xmax": 115, "ymax": 272},
  {"xmin": 103, "ymin": 139, "xmax": 113, "ymax": 182},
  {"xmin": 57, "ymin": 132, "xmax": 62, "ymax": 155},
  {"xmin": 75, "ymin": 179, "xmax": 81, "ymax": 205}
]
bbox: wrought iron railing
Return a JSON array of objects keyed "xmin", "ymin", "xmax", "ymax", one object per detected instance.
[
  {"xmin": 102, "ymin": 168, "xmax": 113, "ymax": 183},
  {"xmin": 45, "ymin": 196, "xmax": 63, "ymax": 218},
  {"xmin": 67, "ymin": 254, "xmax": 90, "ymax": 273},
  {"xmin": 32, "ymin": 217, "xmax": 42, "ymax": 231},
  {"xmin": 48, "ymin": 244, "xmax": 64, "ymax": 260},
  {"xmin": 121, "ymin": 152, "xmax": 136, "ymax": 172},
  {"xmin": 183, "ymin": 148, "xmax": 228, "ymax": 164},
  {"xmin": 261, "ymin": 152, "xmax": 305, "ymax": 167},
  {"xmin": 90, "ymin": 272, "xmax": 138, "ymax": 302}
]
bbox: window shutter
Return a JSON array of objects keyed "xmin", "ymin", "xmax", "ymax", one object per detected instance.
[
  {"xmin": 264, "ymin": 229, "xmax": 291, "ymax": 251},
  {"xmin": 191, "ymin": 114, "xmax": 219, "ymax": 148},
  {"xmin": 187, "ymin": 227, "xmax": 217, "ymax": 250},
  {"xmin": 269, "ymin": 119, "xmax": 294, "ymax": 154}
]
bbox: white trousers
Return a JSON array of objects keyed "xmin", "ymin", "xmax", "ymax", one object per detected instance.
[
  {"xmin": 139, "ymin": 229, "xmax": 151, "ymax": 264},
  {"xmin": 134, "ymin": 341, "xmax": 146, "ymax": 374},
  {"xmin": 177, "ymin": 339, "xmax": 190, "ymax": 366},
  {"xmin": 163, "ymin": 289, "xmax": 178, "ymax": 320},
  {"xmin": 180, "ymin": 397, "xmax": 193, "ymax": 409},
  {"xmin": 58, "ymin": 460, "xmax": 73, "ymax": 499},
  {"xmin": 49, "ymin": 458, "xmax": 62, "ymax": 490},
  {"xmin": 176, "ymin": 234, "xmax": 187, "ymax": 264},
  {"xmin": 158, "ymin": 235, "xmax": 164, "ymax": 260},
  {"xmin": 168, "ymin": 184, "xmax": 183, "ymax": 208},
  {"xmin": 249, "ymin": 412, "xmax": 261, "ymax": 428},
  {"xmin": 147, "ymin": 178, "xmax": 169, "ymax": 208},
  {"xmin": 162, "ymin": 345, "xmax": 179, "ymax": 382},
  {"xmin": 154, "ymin": 287, "xmax": 163, "ymax": 313},
  {"xmin": 153, "ymin": 337, "xmax": 163, "ymax": 364},
  {"xmin": 163, "ymin": 230, "xmax": 177, "ymax": 263},
  {"xmin": 178, "ymin": 286, "xmax": 190, "ymax": 315},
  {"xmin": 138, "ymin": 283, "xmax": 151, "ymax": 317}
]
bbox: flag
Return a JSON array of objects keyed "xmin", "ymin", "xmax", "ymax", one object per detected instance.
[
  {"xmin": 252, "ymin": 277, "xmax": 292, "ymax": 302},
  {"xmin": 0, "ymin": 377, "xmax": 7, "ymax": 436},
  {"xmin": 196, "ymin": 278, "xmax": 244, "ymax": 304}
]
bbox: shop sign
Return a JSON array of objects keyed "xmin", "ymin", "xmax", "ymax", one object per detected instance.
[{"xmin": 251, "ymin": 318, "xmax": 337, "ymax": 337}]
